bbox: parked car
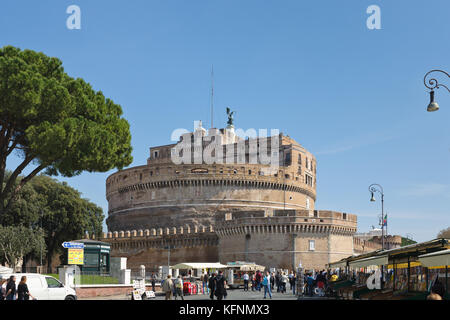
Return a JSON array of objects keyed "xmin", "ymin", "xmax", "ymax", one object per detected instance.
[{"xmin": 0, "ymin": 273, "xmax": 77, "ymax": 300}]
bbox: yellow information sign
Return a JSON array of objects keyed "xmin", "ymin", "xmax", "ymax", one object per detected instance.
[{"xmin": 68, "ymin": 248, "xmax": 84, "ymax": 265}]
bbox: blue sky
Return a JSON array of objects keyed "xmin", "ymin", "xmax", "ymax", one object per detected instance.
[{"xmin": 2, "ymin": 0, "xmax": 449, "ymax": 242}]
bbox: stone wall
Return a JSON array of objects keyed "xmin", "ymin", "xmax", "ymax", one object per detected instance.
[{"xmin": 99, "ymin": 209, "xmax": 358, "ymax": 271}]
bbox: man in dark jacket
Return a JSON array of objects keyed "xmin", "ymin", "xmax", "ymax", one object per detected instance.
[
  {"xmin": 208, "ymin": 273, "xmax": 216, "ymax": 300},
  {"xmin": 255, "ymin": 271, "xmax": 262, "ymax": 291},
  {"xmin": 214, "ymin": 271, "xmax": 226, "ymax": 300},
  {"xmin": 275, "ymin": 272, "xmax": 281, "ymax": 292}
]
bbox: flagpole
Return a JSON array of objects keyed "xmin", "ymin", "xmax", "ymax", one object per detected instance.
[{"xmin": 381, "ymin": 192, "xmax": 384, "ymax": 251}]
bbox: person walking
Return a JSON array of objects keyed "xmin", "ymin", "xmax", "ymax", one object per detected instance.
[
  {"xmin": 270, "ymin": 272, "xmax": 275, "ymax": 291},
  {"xmin": 243, "ymin": 272, "xmax": 249, "ymax": 292},
  {"xmin": 214, "ymin": 271, "xmax": 226, "ymax": 300},
  {"xmin": 150, "ymin": 272, "xmax": 156, "ymax": 292},
  {"xmin": 306, "ymin": 273, "xmax": 315, "ymax": 297},
  {"xmin": 0, "ymin": 279, "xmax": 6, "ymax": 300},
  {"xmin": 262, "ymin": 272, "xmax": 272, "ymax": 299},
  {"xmin": 203, "ymin": 273, "xmax": 209, "ymax": 294},
  {"xmin": 17, "ymin": 276, "xmax": 34, "ymax": 301},
  {"xmin": 255, "ymin": 271, "xmax": 262, "ymax": 291},
  {"xmin": 251, "ymin": 273, "xmax": 256, "ymax": 291},
  {"xmin": 5, "ymin": 276, "xmax": 17, "ymax": 301},
  {"xmin": 292, "ymin": 272, "xmax": 297, "ymax": 295},
  {"xmin": 316, "ymin": 271, "xmax": 326, "ymax": 297},
  {"xmin": 280, "ymin": 272, "xmax": 288, "ymax": 294},
  {"xmin": 162, "ymin": 275, "xmax": 174, "ymax": 300},
  {"xmin": 275, "ymin": 272, "xmax": 281, "ymax": 292},
  {"xmin": 208, "ymin": 273, "xmax": 216, "ymax": 300},
  {"xmin": 173, "ymin": 275, "xmax": 184, "ymax": 300}
]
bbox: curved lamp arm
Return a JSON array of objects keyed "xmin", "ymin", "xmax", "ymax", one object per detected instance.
[
  {"xmin": 368, "ymin": 183, "xmax": 384, "ymax": 196},
  {"xmin": 424, "ymin": 69, "xmax": 450, "ymax": 92}
]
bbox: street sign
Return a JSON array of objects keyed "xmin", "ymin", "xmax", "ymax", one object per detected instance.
[
  {"xmin": 62, "ymin": 242, "xmax": 85, "ymax": 249},
  {"xmin": 68, "ymin": 248, "xmax": 84, "ymax": 265}
]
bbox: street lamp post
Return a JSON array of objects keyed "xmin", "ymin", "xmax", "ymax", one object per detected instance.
[
  {"xmin": 424, "ymin": 69, "xmax": 450, "ymax": 112},
  {"xmin": 368, "ymin": 184, "xmax": 385, "ymax": 250}
]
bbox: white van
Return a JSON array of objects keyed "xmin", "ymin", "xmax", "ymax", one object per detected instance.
[{"xmin": 1, "ymin": 273, "xmax": 77, "ymax": 300}]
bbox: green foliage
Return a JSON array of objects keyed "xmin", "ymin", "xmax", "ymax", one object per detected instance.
[
  {"xmin": 401, "ymin": 237, "xmax": 417, "ymax": 247},
  {"xmin": 1, "ymin": 174, "xmax": 104, "ymax": 268},
  {"xmin": 0, "ymin": 45, "xmax": 132, "ymax": 213},
  {"xmin": 0, "ymin": 225, "xmax": 46, "ymax": 270}
]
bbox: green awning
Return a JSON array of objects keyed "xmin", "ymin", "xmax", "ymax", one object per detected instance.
[
  {"xmin": 349, "ymin": 255, "xmax": 388, "ymax": 268},
  {"xmin": 418, "ymin": 249, "xmax": 450, "ymax": 267}
]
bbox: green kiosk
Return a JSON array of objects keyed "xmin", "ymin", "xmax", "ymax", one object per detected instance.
[{"xmin": 71, "ymin": 239, "xmax": 111, "ymax": 274}]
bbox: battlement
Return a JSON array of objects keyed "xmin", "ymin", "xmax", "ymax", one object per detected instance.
[{"xmin": 87, "ymin": 225, "xmax": 215, "ymax": 241}]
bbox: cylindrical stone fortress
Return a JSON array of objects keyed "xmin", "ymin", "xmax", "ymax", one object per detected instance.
[{"xmin": 106, "ymin": 124, "xmax": 317, "ymax": 232}]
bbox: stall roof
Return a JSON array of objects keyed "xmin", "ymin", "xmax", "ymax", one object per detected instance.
[
  {"xmin": 418, "ymin": 249, "xmax": 450, "ymax": 267},
  {"xmin": 328, "ymin": 238, "xmax": 449, "ymax": 268},
  {"xmin": 348, "ymin": 255, "xmax": 388, "ymax": 268},
  {"xmin": 171, "ymin": 262, "xmax": 228, "ymax": 269}
]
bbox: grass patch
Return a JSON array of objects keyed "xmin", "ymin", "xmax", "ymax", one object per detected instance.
[{"xmin": 45, "ymin": 273, "xmax": 119, "ymax": 285}]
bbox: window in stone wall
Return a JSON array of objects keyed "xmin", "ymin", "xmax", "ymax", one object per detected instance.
[
  {"xmin": 248, "ymin": 170, "xmax": 252, "ymax": 175},
  {"xmin": 309, "ymin": 240, "xmax": 315, "ymax": 251},
  {"xmin": 343, "ymin": 213, "xmax": 347, "ymax": 220},
  {"xmin": 225, "ymin": 213, "xmax": 232, "ymax": 221}
]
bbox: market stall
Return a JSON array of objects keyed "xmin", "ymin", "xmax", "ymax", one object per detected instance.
[
  {"xmin": 328, "ymin": 238, "xmax": 449, "ymax": 300},
  {"xmin": 226, "ymin": 261, "xmax": 266, "ymax": 289},
  {"xmin": 171, "ymin": 262, "xmax": 228, "ymax": 295}
]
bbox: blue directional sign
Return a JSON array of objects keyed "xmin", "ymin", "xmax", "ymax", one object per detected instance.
[{"xmin": 62, "ymin": 242, "xmax": 85, "ymax": 249}]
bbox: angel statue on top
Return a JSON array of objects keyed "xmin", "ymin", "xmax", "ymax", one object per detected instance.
[{"xmin": 226, "ymin": 107, "xmax": 235, "ymax": 127}]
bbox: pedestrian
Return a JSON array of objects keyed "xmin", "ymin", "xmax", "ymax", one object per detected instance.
[
  {"xmin": 203, "ymin": 273, "xmax": 209, "ymax": 294},
  {"xmin": 214, "ymin": 271, "xmax": 226, "ymax": 300},
  {"xmin": 162, "ymin": 274, "xmax": 174, "ymax": 300},
  {"xmin": 307, "ymin": 273, "xmax": 315, "ymax": 297},
  {"xmin": 280, "ymin": 272, "xmax": 288, "ymax": 294},
  {"xmin": 262, "ymin": 271, "xmax": 272, "ymax": 299},
  {"xmin": 275, "ymin": 272, "xmax": 281, "ymax": 292},
  {"xmin": 173, "ymin": 275, "xmax": 184, "ymax": 300},
  {"xmin": 243, "ymin": 272, "xmax": 249, "ymax": 291},
  {"xmin": 316, "ymin": 271, "xmax": 326, "ymax": 297},
  {"xmin": 5, "ymin": 275, "xmax": 17, "ymax": 300},
  {"xmin": 17, "ymin": 276, "xmax": 34, "ymax": 301},
  {"xmin": 292, "ymin": 272, "xmax": 297, "ymax": 295},
  {"xmin": 0, "ymin": 279, "xmax": 6, "ymax": 300},
  {"xmin": 270, "ymin": 272, "xmax": 275, "ymax": 291},
  {"xmin": 289, "ymin": 271, "xmax": 294, "ymax": 290},
  {"xmin": 208, "ymin": 273, "xmax": 216, "ymax": 300},
  {"xmin": 255, "ymin": 270, "xmax": 262, "ymax": 291},
  {"xmin": 151, "ymin": 272, "xmax": 156, "ymax": 292},
  {"xmin": 251, "ymin": 273, "xmax": 256, "ymax": 291}
]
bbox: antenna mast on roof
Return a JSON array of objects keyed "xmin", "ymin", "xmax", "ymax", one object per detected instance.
[{"xmin": 210, "ymin": 65, "xmax": 214, "ymax": 129}]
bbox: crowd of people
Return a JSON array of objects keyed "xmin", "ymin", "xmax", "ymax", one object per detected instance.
[
  {"xmin": 240, "ymin": 270, "xmax": 298, "ymax": 298},
  {"xmin": 161, "ymin": 270, "xmax": 229, "ymax": 300}
]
